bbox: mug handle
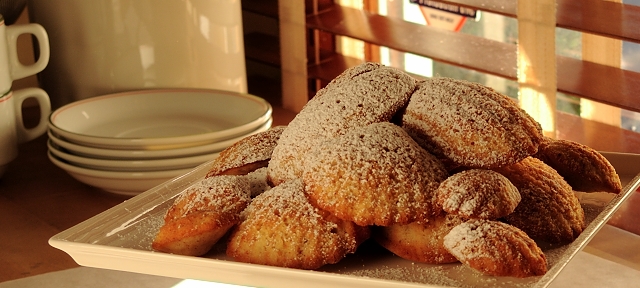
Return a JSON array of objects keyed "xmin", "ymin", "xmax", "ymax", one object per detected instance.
[
  {"xmin": 13, "ymin": 88, "xmax": 51, "ymax": 143},
  {"xmin": 6, "ymin": 23, "xmax": 50, "ymax": 81}
]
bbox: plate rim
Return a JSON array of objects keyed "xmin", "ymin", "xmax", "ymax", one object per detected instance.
[
  {"xmin": 46, "ymin": 118, "xmax": 273, "ymax": 160},
  {"xmin": 48, "ymin": 88, "xmax": 272, "ymax": 149}
]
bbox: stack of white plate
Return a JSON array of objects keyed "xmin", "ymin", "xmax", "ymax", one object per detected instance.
[{"xmin": 47, "ymin": 88, "xmax": 273, "ymax": 196}]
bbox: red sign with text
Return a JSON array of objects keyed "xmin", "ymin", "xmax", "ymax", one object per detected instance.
[{"xmin": 411, "ymin": 0, "xmax": 478, "ymax": 32}]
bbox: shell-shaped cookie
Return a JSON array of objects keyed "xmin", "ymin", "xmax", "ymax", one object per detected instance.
[
  {"xmin": 206, "ymin": 126, "xmax": 286, "ymax": 177},
  {"xmin": 444, "ymin": 219, "xmax": 547, "ymax": 278},
  {"xmin": 401, "ymin": 77, "xmax": 544, "ymax": 169},
  {"xmin": 268, "ymin": 62, "xmax": 418, "ymax": 186},
  {"xmin": 303, "ymin": 122, "xmax": 449, "ymax": 226},
  {"xmin": 495, "ymin": 157, "xmax": 585, "ymax": 243},
  {"xmin": 534, "ymin": 137, "xmax": 622, "ymax": 193},
  {"xmin": 152, "ymin": 175, "xmax": 251, "ymax": 256},
  {"xmin": 226, "ymin": 179, "xmax": 370, "ymax": 269},
  {"xmin": 436, "ymin": 169, "xmax": 521, "ymax": 219},
  {"xmin": 373, "ymin": 214, "xmax": 464, "ymax": 264},
  {"xmin": 242, "ymin": 167, "xmax": 271, "ymax": 198}
]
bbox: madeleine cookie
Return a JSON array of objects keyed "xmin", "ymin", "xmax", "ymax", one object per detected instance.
[
  {"xmin": 303, "ymin": 122, "xmax": 448, "ymax": 226},
  {"xmin": 444, "ymin": 219, "xmax": 547, "ymax": 278},
  {"xmin": 401, "ymin": 77, "xmax": 544, "ymax": 169},
  {"xmin": 436, "ymin": 169, "xmax": 521, "ymax": 219},
  {"xmin": 495, "ymin": 157, "xmax": 585, "ymax": 243},
  {"xmin": 226, "ymin": 179, "xmax": 370, "ymax": 269},
  {"xmin": 373, "ymin": 214, "xmax": 464, "ymax": 264},
  {"xmin": 206, "ymin": 126, "xmax": 286, "ymax": 177},
  {"xmin": 534, "ymin": 137, "xmax": 622, "ymax": 193},
  {"xmin": 152, "ymin": 175, "xmax": 251, "ymax": 256},
  {"xmin": 268, "ymin": 62, "xmax": 417, "ymax": 186}
]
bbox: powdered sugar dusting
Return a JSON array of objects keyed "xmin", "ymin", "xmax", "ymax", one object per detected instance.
[
  {"xmin": 437, "ymin": 169, "xmax": 521, "ymax": 219},
  {"xmin": 167, "ymin": 175, "xmax": 251, "ymax": 221},
  {"xmin": 228, "ymin": 179, "xmax": 362, "ymax": 269},
  {"xmin": 207, "ymin": 126, "xmax": 285, "ymax": 176},
  {"xmin": 445, "ymin": 220, "xmax": 498, "ymax": 259},
  {"xmin": 401, "ymin": 77, "xmax": 543, "ymax": 168},
  {"xmin": 242, "ymin": 167, "xmax": 271, "ymax": 198},
  {"xmin": 303, "ymin": 122, "xmax": 448, "ymax": 226},
  {"xmin": 443, "ymin": 219, "xmax": 547, "ymax": 278},
  {"xmin": 268, "ymin": 63, "xmax": 417, "ymax": 185}
]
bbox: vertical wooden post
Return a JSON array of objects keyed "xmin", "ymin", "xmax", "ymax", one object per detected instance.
[
  {"xmin": 580, "ymin": 0, "xmax": 622, "ymax": 127},
  {"xmin": 279, "ymin": 0, "xmax": 308, "ymax": 112},
  {"xmin": 517, "ymin": 0, "xmax": 557, "ymax": 137},
  {"xmin": 336, "ymin": 0, "xmax": 365, "ymax": 60}
]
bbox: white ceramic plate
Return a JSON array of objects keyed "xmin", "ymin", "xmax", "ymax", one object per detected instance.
[
  {"xmin": 48, "ymin": 140, "xmax": 219, "ymax": 172},
  {"xmin": 48, "ymin": 88, "xmax": 272, "ymax": 150},
  {"xmin": 48, "ymin": 152, "xmax": 197, "ymax": 196},
  {"xmin": 47, "ymin": 118, "xmax": 273, "ymax": 160},
  {"xmin": 48, "ymin": 153, "xmax": 640, "ymax": 288}
]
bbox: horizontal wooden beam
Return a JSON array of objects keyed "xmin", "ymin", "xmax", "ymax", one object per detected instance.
[
  {"xmin": 306, "ymin": 5, "xmax": 517, "ymax": 79},
  {"xmin": 307, "ymin": 51, "xmax": 640, "ymax": 113},
  {"xmin": 557, "ymin": 56, "xmax": 640, "ymax": 113},
  {"xmin": 556, "ymin": 111, "xmax": 640, "ymax": 154},
  {"xmin": 426, "ymin": 0, "xmax": 640, "ymax": 43}
]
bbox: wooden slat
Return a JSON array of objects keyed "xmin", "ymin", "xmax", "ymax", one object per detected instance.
[
  {"xmin": 307, "ymin": 52, "xmax": 364, "ymax": 81},
  {"xmin": 556, "ymin": 111, "xmax": 640, "ymax": 154},
  {"xmin": 428, "ymin": 0, "xmax": 640, "ymax": 43},
  {"xmin": 557, "ymin": 0, "xmax": 640, "ymax": 43},
  {"xmin": 307, "ymin": 53, "xmax": 640, "ymax": 113},
  {"xmin": 557, "ymin": 56, "xmax": 640, "ymax": 113},
  {"xmin": 306, "ymin": 5, "xmax": 517, "ymax": 79},
  {"xmin": 306, "ymin": 5, "xmax": 640, "ymax": 113}
]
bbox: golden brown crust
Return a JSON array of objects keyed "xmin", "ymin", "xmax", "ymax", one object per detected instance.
[
  {"xmin": 303, "ymin": 122, "xmax": 449, "ymax": 226},
  {"xmin": 436, "ymin": 169, "xmax": 521, "ymax": 219},
  {"xmin": 495, "ymin": 157, "xmax": 585, "ymax": 243},
  {"xmin": 444, "ymin": 219, "xmax": 547, "ymax": 278},
  {"xmin": 226, "ymin": 179, "xmax": 370, "ymax": 270},
  {"xmin": 534, "ymin": 137, "xmax": 622, "ymax": 193},
  {"xmin": 152, "ymin": 211, "xmax": 238, "ymax": 256},
  {"xmin": 401, "ymin": 77, "xmax": 544, "ymax": 169},
  {"xmin": 152, "ymin": 176, "xmax": 251, "ymax": 256},
  {"xmin": 268, "ymin": 62, "xmax": 418, "ymax": 186},
  {"xmin": 373, "ymin": 214, "xmax": 464, "ymax": 264},
  {"xmin": 205, "ymin": 126, "xmax": 285, "ymax": 177}
]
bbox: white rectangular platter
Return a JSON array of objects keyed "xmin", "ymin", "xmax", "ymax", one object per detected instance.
[{"xmin": 49, "ymin": 152, "xmax": 640, "ymax": 288}]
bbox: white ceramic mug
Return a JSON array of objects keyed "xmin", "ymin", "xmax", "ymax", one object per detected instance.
[
  {"xmin": 0, "ymin": 14, "xmax": 50, "ymax": 94},
  {"xmin": 0, "ymin": 88, "xmax": 51, "ymax": 177},
  {"xmin": 27, "ymin": 0, "xmax": 247, "ymax": 109}
]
